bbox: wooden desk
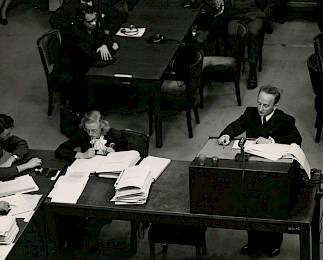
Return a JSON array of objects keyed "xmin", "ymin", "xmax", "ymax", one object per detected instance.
[
  {"xmin": 3, "ymin": 149, "xmax": 65, "ymax": 260},
  {"xmin": 86, "ymin": 0, "xmax": 200, "ymax": 148},
  {"xmin": 44, "ymin": 159, "xmax": 321, "ymax": 260}
]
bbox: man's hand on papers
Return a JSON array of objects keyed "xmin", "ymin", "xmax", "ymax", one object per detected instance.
[
  {"xmin": 218, "ymin": 135, "xmax": 230, "ymax": 146},
  {"xmin": 255, "ymin": 137, "xmax": 271, "ymax": 144}
]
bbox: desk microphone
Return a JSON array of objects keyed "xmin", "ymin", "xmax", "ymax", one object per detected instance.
[{"xmin": 235, "ymin": 137, "xmax": 250, "ymax": 162}]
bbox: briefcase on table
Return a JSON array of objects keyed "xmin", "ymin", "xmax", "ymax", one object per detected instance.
[{"xmin": 189, "ymin": 157, "xmax": 300, "ymax": 220}]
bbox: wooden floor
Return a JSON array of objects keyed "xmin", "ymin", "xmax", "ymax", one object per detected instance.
[{"xmin": 0, "ymin": 3, "xmax": 322, "ymax": 259}]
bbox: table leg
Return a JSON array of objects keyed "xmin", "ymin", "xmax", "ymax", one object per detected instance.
[
  {"xmin": 152, "ymin": 81, "xmax": 162, "ymax": 148},
  {"xmin": 45, "ymin": 209, "xmax": 62, "ymax": 259},
  {"xmin": 299, "ymin": 225, "xmax": 311, "ymax": 260},
  {"xmin": 312, "ymin": 193, "xmax": 322, "ymax": 260}
]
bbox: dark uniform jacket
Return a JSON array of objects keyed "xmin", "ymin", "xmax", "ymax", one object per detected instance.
[
  {"xmin": 50, "ymin": 0, "xmax": 128, "ymax": 36},
  {"xmin": 220, "ymin": 107, "xmax": 302, "ymax": 145},
  {"xmin": 0, "ymin": 135, "xmax": 29, "ymax": 181},
  {"xmin": 55, "ymin": 128, "xmax": 128, "ymax": 162}
]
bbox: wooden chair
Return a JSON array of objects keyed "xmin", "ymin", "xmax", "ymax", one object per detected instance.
[
  {"xmin": 199, "ymin": 22, "xmax": 247, "ymax": 108},
  {"xmin": 307, "ymin": 53, "xmax": 323, "ymax": 143},
  {"xmin": 120, "ymin": 129, "xmax": 149, "ymax": 158},
  {"xmin": 148, "ymin": 224, "xmax": 207, "ymax": 260},
  {"xmin": 149, "ymin": 48, "xmax": 204, "ymax": 139},
  {"xmin": 37, "ymin": 29, "xmax": 64, "ymax": 116}
]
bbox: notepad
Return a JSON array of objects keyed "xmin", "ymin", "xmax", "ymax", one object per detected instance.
[
  {"xmin": 0, "ymin": 175, "xmax": 39, "ymax": 198},
  {"xmin": 139, "ymin": 156, "xmax": 171, "ymax": 181}
]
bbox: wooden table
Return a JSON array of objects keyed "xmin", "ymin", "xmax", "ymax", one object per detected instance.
[
  {"xmin": 86, "ymin": 0, "xmax": 200, "ymax": 148},
  {"xmin": 3, "ymin": 149, "xmax": 66, "ymax": 260},
  {"xmin": 44, "ymin": 157, "xmax": 321, "ymax": 260}
]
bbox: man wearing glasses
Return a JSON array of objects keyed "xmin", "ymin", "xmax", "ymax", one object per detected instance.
[{"xmin": 54, "ymin": 5, "xmax": 119, "ymax": 113}]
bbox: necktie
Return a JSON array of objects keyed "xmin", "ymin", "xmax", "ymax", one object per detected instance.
[{"xmin": 263, "ymin": 117, "xmax": 267, "ymax": 125}]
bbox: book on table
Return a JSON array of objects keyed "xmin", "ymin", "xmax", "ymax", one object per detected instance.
[
  {"xmin": 67, "ymin": 150, "xmax": 141, "ymax": 179},
  {"xmin": 0, "ymin": 216, "xmax": 19, "ymax": 245},
  {"xmin": 111, "ymin": 165, "xmax": 153, "ymax": 205},
  {"xmin": 0, "ymin": 175, "xmax": 39, "ymax": 198},
  {"xmin": 139, "ymin": 155, "xmax": 171, "ymax": 182}
]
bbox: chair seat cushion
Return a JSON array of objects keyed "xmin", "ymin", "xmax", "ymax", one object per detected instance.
[
  {"xmin": 202, "ymin": 56, "xmax": 238, "ymax": 81},
  {"xmin": 160, "ymin": 82, "xmax": 198, "ymax": 109},
  {"xmin": 203, "ymin": 56, "xmax": 236, "ymax": 69}
]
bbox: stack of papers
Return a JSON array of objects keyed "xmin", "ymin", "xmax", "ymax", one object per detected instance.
[
  {"xmin": 0, "ymin": 216, "xmax": 19, "ymax": 245},
  {"xmin": 232, "ymin": 141, "xmax": 311, "ymax": 178},
  {"xmin": 97, "ymin": 150, "xmax": 141, "ymax": 179},
  {"xmin": 48, "ymin": 168, "xmax": 90, "ymax": 204},
  {"xmin": 111, "ymin": 165, "xmax": 153, "ymax": 205},
  {"xmin": 68, "ymin": 150, "xmax": 141, "ymax": 179},
  {"xmin": 139, "ymin": 156, "xmax": 171, "ymax": 182},
  {"xmin": 1, "ymin": 194, "xmax": 42, "ymax": 222},
  {"xmin": 0, "ymin": 175, "xmax": 39, "ymax": 198}
]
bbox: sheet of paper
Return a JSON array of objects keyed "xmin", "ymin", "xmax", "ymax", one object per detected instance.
[
  {"xmin": 139, "ymin": 156, "xmax": 171, "ymax": 181},
  {"xmin": 0, "ymin": 175, "xmax": 39, "ymax": 197}
]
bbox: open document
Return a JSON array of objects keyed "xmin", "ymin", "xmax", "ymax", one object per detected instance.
[
  {"xmin": 48, "ymin": 168, "xmax": 90, "ymax": 204},
  {"xmin": 232, "ymin": 141, "xmax": 311, "ymax": 179},
  {"xmin": 0, "ymin": 175, "xmax": 39, "ymax": 198},
  {"xmin": 139, "ymin": 156, "xmax": 171, "ymax": 182},
  {"xmin": 67, "ymin": 150, "xmax": 141, "ymax": 179}
]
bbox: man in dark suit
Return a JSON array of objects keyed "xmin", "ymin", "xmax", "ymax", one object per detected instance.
[
  {"xmin": 218, "ymin": 85, "xmax": 302, "ymax": 257},
  {"xmin": 50, "ymin": 0, "xmax": 128, "ymax": 39},
  {"xmin": 211, "ymin": 0, "xmax": 275, "ymax": 89},
  {"xmin": 53, "ymin": 5, "xmax": 119, "ymax": 113}
]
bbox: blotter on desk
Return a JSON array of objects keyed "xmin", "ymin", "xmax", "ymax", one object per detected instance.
[{"xmin": 189, "ymin": 156, "xmax": 300, "ymax": 219}]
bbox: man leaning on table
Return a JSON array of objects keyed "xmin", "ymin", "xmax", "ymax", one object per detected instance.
[
  {"xmin": 218, "ymin": 85, "xmax": 302, "ymax": 257},
  {"xmin": 0, "ymin": 113, "xmax": 42, "ymax": 181}
]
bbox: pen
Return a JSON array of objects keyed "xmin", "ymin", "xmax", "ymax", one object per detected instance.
[{"xmin": 222, "ymin": 143, "xmax": 225, "ymax": 149}]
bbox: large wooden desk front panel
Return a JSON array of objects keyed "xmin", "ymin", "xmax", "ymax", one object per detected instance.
[{"xmin": 44, "ymin": 158, "xmax": 320, "ymax": 259}]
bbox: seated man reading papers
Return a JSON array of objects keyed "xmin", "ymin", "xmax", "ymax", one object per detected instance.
[
  {"xmin": 0, "ymin": 113, "xmax": 42, "ymax": 181},
  {"xmin": 218, "ymin": 85, "xmax": 302, "ymax": 257}
]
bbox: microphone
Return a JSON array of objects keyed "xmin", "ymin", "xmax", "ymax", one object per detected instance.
[{"xmin": 235, "ymin": 137, "xmax": 250, "ymax": 162}]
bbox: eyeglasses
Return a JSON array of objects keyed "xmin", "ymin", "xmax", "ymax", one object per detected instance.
[
  {"xmin": 84, "ymin": 126, "xmax": 100, "ymax": 134},
  {"xmin": 0, "ymin": 127, "xmax": 13, "ymax": 138}
]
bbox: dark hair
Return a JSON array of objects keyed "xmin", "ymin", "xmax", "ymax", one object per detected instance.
[
  {"xmin": 258, "ymin": 85, "xmax": 281, "ymax": 105},
  {"xmin": 0, "ymin": 114, "xmax": 14, "ymax": 133},
  {"xmin": 77, "ymin": 4, "xmax": 96, "ymax": 23}
]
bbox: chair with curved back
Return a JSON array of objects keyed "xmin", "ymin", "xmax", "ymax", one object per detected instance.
[
  {"xmin": 199, "ymin": 22, "xmax": 247, "ymax": 108},
  {"xmin": 37, "ymin": 29, "xmax": 65, "ymax": 116},
  {"xmin": 149, "ymin": 48, "xmax": 204, "ymax": 140}
]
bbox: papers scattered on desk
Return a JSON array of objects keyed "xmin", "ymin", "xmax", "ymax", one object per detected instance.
[
  {"xmin": 0, "ymin": 175, "xmax": 39, "ymax": 198},
  {"xmin": 48, "ymin": 169, "xmax": 90, "ymax": 204},
  {"xmin": 1, "ymin": 193, "xmax": 42, "ymax": 222},
  {"xmin": 111, "ymin": 165, "xmax": 153, "ymax": 205},
  {"xmin": 233, "ymin": 141, "xmax": 311, "ymax": 179},
  {"xmin": 139, "ymin": 156, "xmax": 171, "ymax": 182},
  {"xmin": 0, "ymin": 216, "xmax": 19, "ymax": 245},
  {"xmin": 116, "ymin": 27, "xmax": 146, "ymax": 37}
]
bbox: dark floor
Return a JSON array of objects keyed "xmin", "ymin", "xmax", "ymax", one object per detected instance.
[{"xmin": 0, "ymin": 3, "xmax": 322, "ymax": 259}]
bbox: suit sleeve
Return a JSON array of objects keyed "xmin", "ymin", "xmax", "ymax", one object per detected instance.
[
  {"xmin": 5, "ymin": 136, "xmax": 29, "ymax": 158},
  {"xmin": 273, "ymin": 116, "xmax": 302, "ymax": 145},
  {"xmin": 220, "ymin": 108, "xmax": 250, "ymax": 139},
  {"xmin": 0, "ymin": 167, "xmax": 19, "ymax": 181},
  {"xmin": 55, "ymin": 132, "xmax": 85, "ymax": 162}
]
